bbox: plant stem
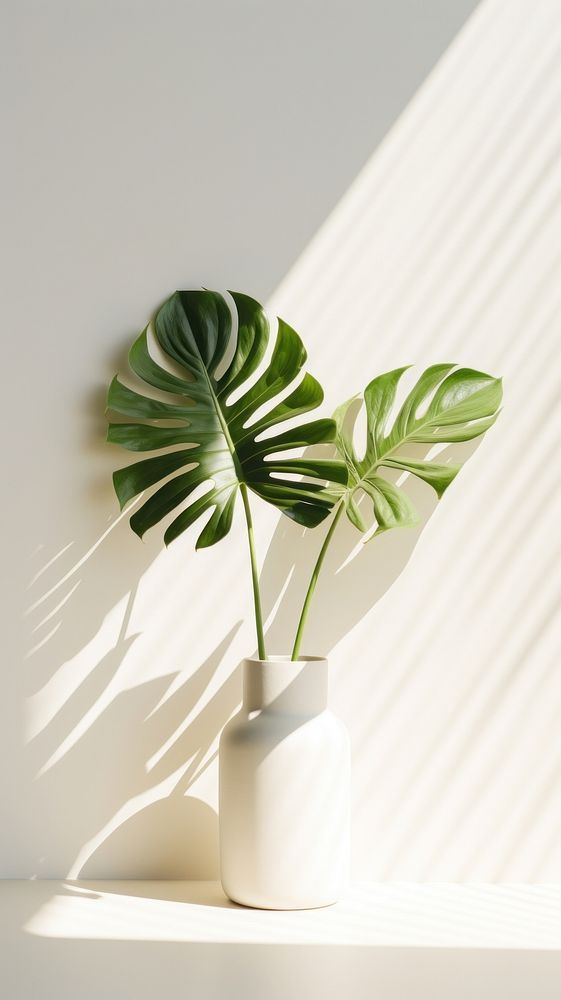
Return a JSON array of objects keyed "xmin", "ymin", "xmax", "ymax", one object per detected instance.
[
  {"xmin": 240, "ymin": 483, "xmax": 266, "ymax": 660},
  {"xmin": 291, "ymin": 500, "xmax": 345, "ymax": 661}
]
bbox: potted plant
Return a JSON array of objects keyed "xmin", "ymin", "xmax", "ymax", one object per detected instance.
[{"xmin": 107, "ymin": 288, "xmax": 502, "ymax": 909}]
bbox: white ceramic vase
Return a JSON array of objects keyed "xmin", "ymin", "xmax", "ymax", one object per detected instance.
[{"xmin": 218, "ymin": 655, "xmax": 350, "ymax": 910}]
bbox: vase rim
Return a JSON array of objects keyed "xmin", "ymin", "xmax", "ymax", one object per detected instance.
[{"xmin": 244, "ymin": 654, "xmax": 327, "ymax": 666}]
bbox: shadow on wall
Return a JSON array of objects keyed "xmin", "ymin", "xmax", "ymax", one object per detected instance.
[
  {"xmin": 19, "ymin": 328, "xmax": 242, "ymax": 878},
  {"xmin": 26, "ymin": 521, "xmax": 244, "ymax": 879},
  {"xmin": 12, "ymin": 0, "xmax": 561, "ymax": 888},
  {"xmin": 24, "ymin": 377, "xmax": 479, "ymax": 882},
  {"xmin": 18, "ymin": 1, "xmax": 486, "ymax": 880},
  {"xmin": 261, "ymin": 440, "xmax": 481, "ymax": 657}
]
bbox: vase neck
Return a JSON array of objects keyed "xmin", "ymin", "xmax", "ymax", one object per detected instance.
[{"xmin": 242, "ymin": 656, "xmax": 328, "ymax": 714}]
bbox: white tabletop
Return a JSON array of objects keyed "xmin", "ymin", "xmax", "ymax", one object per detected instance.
[{"xmin": 2, "ymin": 880, "xmax": 561, "ymax": 999}]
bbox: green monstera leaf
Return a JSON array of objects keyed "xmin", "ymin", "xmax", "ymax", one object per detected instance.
[
  {"xmin": 334, "ymin": 365, "xmax": 503, "ymax": 537},
  {"xmin": 107, "ymin": 289, "xmax": 347, "ymax": 548}
]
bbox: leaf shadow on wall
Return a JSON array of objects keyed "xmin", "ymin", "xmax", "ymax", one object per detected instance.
[
  {"xmin": 27, "ymin": 616, "xmax": 242, "ymax": 879},
  {"xmin": 24, "ymin": 343, "xmax": 247, "ymax": 879},
  {"xmin": 24, "ymin": 386, "xmax": 480, "ymax": 881},
  {"xmin": 261, "ymin": 440, "xmax": 481, "ymax": 659},
  {"xmin": 15, "ymin": 0, "xmax": 488, "ymax": 883}
]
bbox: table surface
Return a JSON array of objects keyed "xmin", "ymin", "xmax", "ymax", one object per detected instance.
[{"xmin": 2, "ymin": 880, "xmax": 561, "ymax": 999}]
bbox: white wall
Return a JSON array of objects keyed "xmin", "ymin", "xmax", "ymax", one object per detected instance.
[{"xmin": 3, "ymin": 0, "xmax": 560, "ymax": 880}]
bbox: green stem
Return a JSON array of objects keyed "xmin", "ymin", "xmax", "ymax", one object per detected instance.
[
  {"xmin": 240, "ymin": 483, "xmax": 266, "ymax": 660},
  {"xmin": 291, "ymin": 500, "xmax": 345, "ymax": 661}
]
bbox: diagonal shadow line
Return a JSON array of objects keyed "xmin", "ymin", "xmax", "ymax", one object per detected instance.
[
  {"xmin": 424, "ymin": 145, "xmax": 561, "ymax": 355},
  {"xmin": 27, "ymin": 590, "xmax": 141, "ymax": 770},
  {"xmin": 290, "ymin": 0, "xmax": 550, "ymax": 327},
  {"xmin": 318, "ymin": 102, "xmax": 561, "ymax": 392},
  {"xmin": 522, "ymin": 737, "xmax": 561, "ymax": 882},
  {"xmin": 352, "ymin": 495, "xmax": 561, "ymax": 780},
  {"xmin": 27, "ymin": 541, "xmax": 76, "ymax": 590},
  {"xmin": 141, "ymin": 626, "xmax": 243, "ymax": 781},
  {"xmin": 315, "ymin": 33, "xmax": 561, "ymax": 355},
  {"xmin": 356, "ymin": 45, "xmax": 561, "ymax": 352},
  {"xmin": 294, "ymin": 27, "xmax": 560, "ymax": 384},
  {"xmin": 379, "ymin": 569, "xmax": 561, "ymax": 877},
  {"xmin": 455, "ymin": 648, "xmax": 561, "ymax": 880},
  {"xmin": 260, "ymin": 439, "xmax": 462, "ymax": 657},
  {"xmin": 262, "ymin": 351, "xmax": 558, "ymax": 725},
  {"xmin": 57, "ymin": 624, "xmax": 243, "ymax": 879},
  {"xmin": 261, "ymin": 225, "xmax": 561, "ymax": 686},
  {"xmin": 345, "ymin": 375, "xmax": 561, "ymax": 747},
  {"xmin": 350, "ymin": 410, "xmax": 561, "ymax": 763}
]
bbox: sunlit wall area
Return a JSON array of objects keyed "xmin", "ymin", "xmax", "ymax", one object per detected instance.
[
  {"xmin": 268, "ymin": 0, "xmax": 561, "ymax": 879},
  {"xmin": 2, "ymin": 0, "xmax": 560, "ymax": 883}
]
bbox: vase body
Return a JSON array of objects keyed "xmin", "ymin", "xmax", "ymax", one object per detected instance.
[{"xmin": 219, "ymin": 655, "xmax": 350, "ymax": 909}]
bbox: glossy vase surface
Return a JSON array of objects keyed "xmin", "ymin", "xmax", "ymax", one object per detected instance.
[{"xmin": 219, "ymin": 655, "xmax": 350, "ymax": 909}]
